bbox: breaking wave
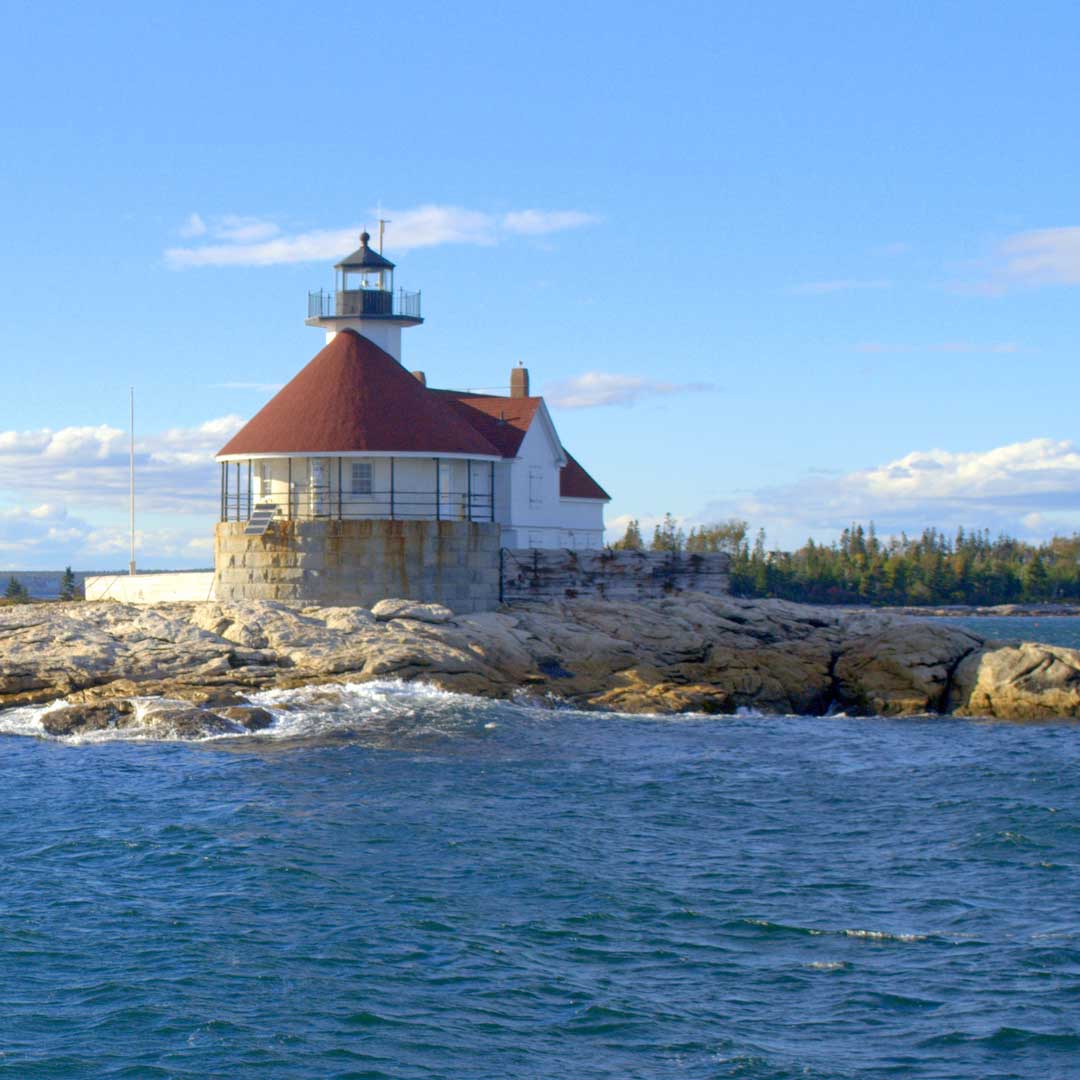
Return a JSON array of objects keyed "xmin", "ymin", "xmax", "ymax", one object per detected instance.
[{"xmin": 0, "ymin": 680, "xmax": 515, "ymax": 746}]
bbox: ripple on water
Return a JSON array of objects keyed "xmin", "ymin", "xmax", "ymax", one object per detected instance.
[{"xmin": 0, "ymin": 675, "xmax": 1078, "ymax": 1079}]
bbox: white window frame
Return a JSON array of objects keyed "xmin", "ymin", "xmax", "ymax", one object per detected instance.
[
  {"xmin": 529, "ymin": 466, "xmax": 543, "ymax": 506},
  {"xmin": 259, "ymin": 462, "xmax": 271, "ymax": 498},
  {"xmin": 351, "ymin": 461, "xmax": 374, "ymax": 497}
]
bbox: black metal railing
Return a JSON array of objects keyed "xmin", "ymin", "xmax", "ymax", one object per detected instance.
[
  {"xmin": 221, "ymin": 487, "xmax": 493, "ymax": 524},
  {"xmin": 307, "ymin": 288, "xmax": 422, "ymax": 321}
]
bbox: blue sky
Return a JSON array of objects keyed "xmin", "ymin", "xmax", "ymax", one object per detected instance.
[{"xmin": 2, "ymin": 1, "xmax": 1080, "ymax": 568}]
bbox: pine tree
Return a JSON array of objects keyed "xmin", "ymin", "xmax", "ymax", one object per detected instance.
[
  {"xmin": 1023, "ymin": 555, "xmax": 1050, "ymax": 601},
  {"xmin": 4, "ymin": 576, "xmax": 27, "ymax": 602},
  {"xmin": 612, "ymin": 519, "xmax": 644, "ymax": 551},
  {"xmin": 650, "ymin": 513, "xmax": 685, "ymax": 553},
  {"xmin": 59, "ymin": 566, "xmax": 78, "ymax": 601}
]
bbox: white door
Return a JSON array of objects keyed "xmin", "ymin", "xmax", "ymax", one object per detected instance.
[
  {"xmin": 310, "ymin": 458, "xmax": 328, "ymax": 517},
  {"xmin": 439, "ymin": 460, "xmax": 458, "ymax": 519}
]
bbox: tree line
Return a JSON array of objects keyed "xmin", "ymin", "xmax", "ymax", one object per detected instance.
[
  {"xmin": 612, "ymin": 516, "xmax": 1080, "ymax": 606},
  {"xmin": 2, "ymin": 567, "xmax": 80, "ymax": 605}
]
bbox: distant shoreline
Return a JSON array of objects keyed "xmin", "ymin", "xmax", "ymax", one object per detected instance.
[{"xmin": 874, "ymin": 603, "xmax": 1080, "ymax": 618}]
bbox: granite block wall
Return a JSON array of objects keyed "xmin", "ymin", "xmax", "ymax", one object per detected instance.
[{"xmin": 214, "ymin": 520, "xmax": 501, "ymax": 612}]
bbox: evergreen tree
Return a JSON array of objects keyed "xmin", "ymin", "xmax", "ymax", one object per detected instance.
[
  {"xmin": 1023, "ymin": 555, "xmax": 1050, "ymax": 601},
  {"xmin": 611, "ymin": 519, "xmax": 644, "ymax": 551},
  {"xmin": 650, "ymin": 513, "xmax": 685, "ymax": 553},
  {"xmin": 4, "ymin": 576, "xmax": 28, "ymax": 602},
  {"xmin": 59, "ymin": 566, "xmax": 78, "ymax": 601}
]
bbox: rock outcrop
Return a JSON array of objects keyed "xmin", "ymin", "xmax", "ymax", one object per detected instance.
[{"xmin": 2, "ymin": 593, "xmax": 1079, "ymax": 729}]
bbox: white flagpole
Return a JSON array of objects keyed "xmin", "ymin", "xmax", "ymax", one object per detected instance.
[{"xmin": 129, "ymin": 387, "xmax": 136, "ymax": 576}]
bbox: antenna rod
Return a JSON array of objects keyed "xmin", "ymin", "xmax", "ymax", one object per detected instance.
[
  {"xmin": 129, "ymin": 386, "xmax": 136, "ymax": 576},
  {"xmin": 378, "ymin": 218, "xmax": 390, "ymax": 254}
]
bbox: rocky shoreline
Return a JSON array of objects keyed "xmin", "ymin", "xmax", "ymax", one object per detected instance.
[{"xmin": 2, "ymin": 594, "xmax": 1080, "ymax": 738}]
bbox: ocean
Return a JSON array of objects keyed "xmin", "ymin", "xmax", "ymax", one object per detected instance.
[{"xmin": 0, "ymin": 616, "xmax": 1077, "ymax": 1078}]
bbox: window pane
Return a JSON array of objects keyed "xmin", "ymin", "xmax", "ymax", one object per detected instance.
[{"xmin": 351, "ymin": 462, "xmax": 373, "ymax": 495}]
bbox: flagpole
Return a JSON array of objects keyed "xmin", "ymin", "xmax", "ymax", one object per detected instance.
[{"xmin": 129, "ymin": 387, "xmax": 136, "ymax": 576}]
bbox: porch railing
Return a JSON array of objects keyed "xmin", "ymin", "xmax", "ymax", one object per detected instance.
[{"xmin": 221, "ymin": 487, "xmax": 494, "ymax": 524}]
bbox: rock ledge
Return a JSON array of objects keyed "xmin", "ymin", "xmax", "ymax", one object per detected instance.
[{"xmin": 3, "ymin": 594, "xmax": 1079, "ymax": 728}]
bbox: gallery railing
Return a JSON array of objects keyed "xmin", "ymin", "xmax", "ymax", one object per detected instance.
[{"xmin": 307, "ymin": 288, "xmax": 422, "ymax": 320}]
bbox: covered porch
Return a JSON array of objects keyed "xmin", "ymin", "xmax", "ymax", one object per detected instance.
[{"xmin": 218, "ymin": 453, "xmax": 499, "ymax": 524}]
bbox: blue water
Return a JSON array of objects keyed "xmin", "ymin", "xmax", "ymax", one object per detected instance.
[
  {"xmin": 937, "ymin": 614, "xmax": 1080, "ymax": 650},
  {"xmin": 1, "ymin": 620, "xmax": 1078, "ymax": 1078}
]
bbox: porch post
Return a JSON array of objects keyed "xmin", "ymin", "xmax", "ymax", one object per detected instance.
[
  {"xmin": 467, "ymin": 459, "xmax": 473, "ymax": 522},
  {"xmin": 390, "ymin": 457, "xmax": 395, "ymax": 519},
  {"xmin": 220, "ymin": 462, "xmax": 226, "ymax": 521},
  {"xmin": 287, "ymin": 457, "xmax": 293, "ymax": 519},
  {"xmin": 337, "ymin": 458, "xmax": 343, "ymax": 519},
  {"xmin": 489, "ymin": 461, "xmax": 495, "ymax": 522},
  {"xmin": 435, "ymin": 457, "xmax": 441, "ymax": 521},
  {"xmin": 235, "ymin": 462, "xmax": 240, "ymax": 522},
  {"xmin": 247, "ymin": 460, "xmax": 253, "ymax": 519}
]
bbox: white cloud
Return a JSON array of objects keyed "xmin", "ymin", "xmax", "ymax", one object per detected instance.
[
  {"xmin": 544, "ymin": 372, "xmax": 714, "ymax": 409},
  {"xmin": 0, "ymin": 416, "xmax": 245, "ymax": 514},
  {"xmin": 215, "ymin": 215, "xmax": 280, "ymax": 243},
  {"xmin": 995, "ymin": 226, "xmax": 1080, "ymax": 287},
  {"xmin": 697, "ymin": 437, "xmax": 1080, "ymax": 546},
  {"xmin": 166, "ymin": 203, "xmax": 598, "ymax": 269},
  {"xmin": 501, "ymin": 209, "xmax": 600, "ymax": 235},
  {"xmin": 0, "ymin": 416, "xmax": 249, "ymax": 568},
  {"xmin": 789, "ymin": 279, "xmax": 891, "ymax": 295}
]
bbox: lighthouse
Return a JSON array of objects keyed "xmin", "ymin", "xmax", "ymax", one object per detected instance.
[
  {"xmin": 305, "ymin": 230, "xmax": 421, "ymax": 361},
  {"xmin": 212, "ymin": 235, "xmax": 609, "ymax": 611}
]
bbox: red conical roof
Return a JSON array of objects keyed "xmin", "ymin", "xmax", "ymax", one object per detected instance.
[{"xmin": 217, "ymin": 331, "xmax": 502, "ymax": 457}]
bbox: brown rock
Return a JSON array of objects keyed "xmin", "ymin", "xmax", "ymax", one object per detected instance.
[
  {"xmin": 135, "ymin": 706, "xmax": 237, "ymax": 738},
  {"xmin": 41, "ymin": 700, "xmax": 135, "ymax": 736},
  {"xmin": 834, "ymin": 622, "xmax": 981, "ymax": 715},
  {"xmin": 953, "ymin": 643, "xmax": 1080, "ymax": 719},
  {"xmin": 218, "ymin": 705, "xmax": 274, "ymax": 731}
]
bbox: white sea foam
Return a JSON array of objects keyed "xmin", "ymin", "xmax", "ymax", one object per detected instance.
[
  {"xmin": 842, "ymin": 928, "xmax": 929, "ymax": 943},
  {"xmin": 0, "ymin": 679, "xmax": 514, "ymax": 746}
]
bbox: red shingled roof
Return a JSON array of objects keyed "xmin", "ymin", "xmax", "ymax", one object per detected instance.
[
  {"xmin": 217, "ymin": 331, "xmax": 502, "ymax": 458},
  {"xmin": 217, "ymin": 331, "xmax": 610, "ymax": 500},
  {"xmin": 434, "ymin": 392, "xmax": 609, "ymax": 500},
  {"xmin": 429, "ymin": 391, "xmax": 542, "ymax": 457},
  {"xmin": 560, "ymin": 451, "xmax": 611, "ymax": 501}
]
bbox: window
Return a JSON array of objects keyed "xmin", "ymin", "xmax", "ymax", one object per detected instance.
[
  {"xmin": 529, "ymin": 466, "xmax": 543, "ymax": 506},
  {"xmin": 351, "ymin": 461, "xmax": 373, "ymax": 495},
  {"xmin": 259, "ymin": 463, "xmax": 271, "ymax": 498}
]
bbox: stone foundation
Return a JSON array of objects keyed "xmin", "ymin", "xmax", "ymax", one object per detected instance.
[{"xmin": 214, "ymin": 519, "xmax": 501, "ymax": 612}]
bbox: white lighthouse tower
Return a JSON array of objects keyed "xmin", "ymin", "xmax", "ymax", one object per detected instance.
[{"xmin": 305, "ymin": 230, "xmax": 422, "ymax": 362}]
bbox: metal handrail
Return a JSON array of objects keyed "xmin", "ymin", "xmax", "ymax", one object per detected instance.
[
  {"xmin": 221, "ymin": 487, "xmax": 493, "ymax": 523},
  {"xmin": 307, "ymin": 288, "xmax": 421, "ymax": 320}
]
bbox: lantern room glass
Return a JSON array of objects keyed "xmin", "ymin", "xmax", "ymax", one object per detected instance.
[{"xmin": 337, "ymin": 266, "xmax": 393, "ymax": 293}]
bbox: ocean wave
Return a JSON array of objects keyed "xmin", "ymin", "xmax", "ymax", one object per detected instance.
[
  {"xmin": 734, "ymin": 918, "xmax": 932, "ymax": 944},
  {"xmin": 841, "ymin": 928, "xmax": 930, "ymax": 943},
  {"xmin": 0, "ymin": 680, "xmax": 512, "ymax": 746}
]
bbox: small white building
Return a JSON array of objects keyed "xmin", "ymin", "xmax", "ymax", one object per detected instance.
[{"xmin": 216, "ymin": 232, "xmax": 609, "ymax": 548}]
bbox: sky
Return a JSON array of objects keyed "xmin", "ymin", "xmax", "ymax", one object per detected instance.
[{"xmin": 2, "ymin": 1, "xmax": 1080, "ymax": 568}]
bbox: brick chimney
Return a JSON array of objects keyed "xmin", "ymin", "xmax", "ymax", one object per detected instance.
[
  {"xmin": 510, "ymin": 363, "xmax": 530, "ymax": 398},
  {"xmin": 412, "ymin": 370, "xmax": 426, "ymax": 386}
]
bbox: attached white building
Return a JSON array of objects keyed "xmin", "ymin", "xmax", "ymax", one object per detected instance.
[{"xmin": 216, "ymin": 232, "xmax": 609, "ymax": 548}]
